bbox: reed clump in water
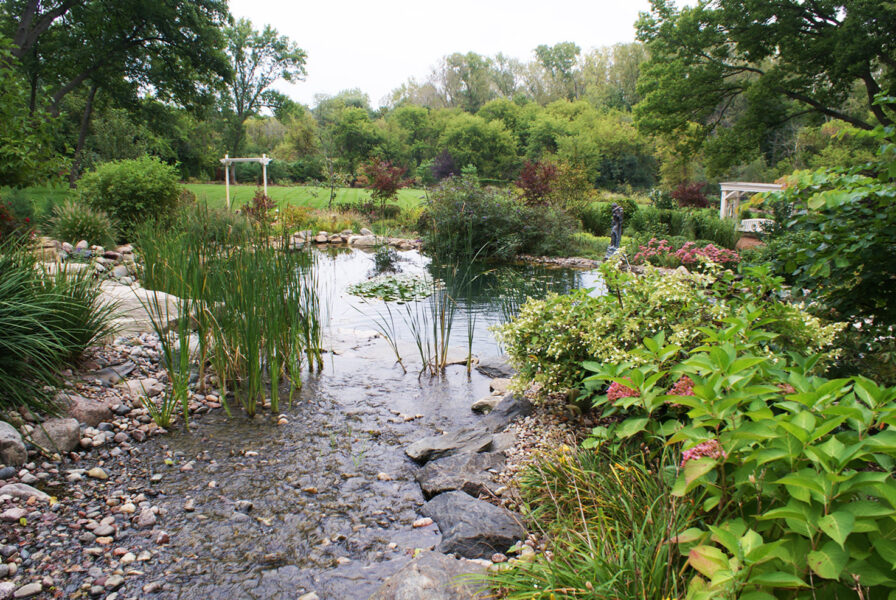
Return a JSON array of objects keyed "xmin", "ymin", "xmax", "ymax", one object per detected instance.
[{"xmin": 135, "ymin": 204, "xmax": 322, "ymax": 424}]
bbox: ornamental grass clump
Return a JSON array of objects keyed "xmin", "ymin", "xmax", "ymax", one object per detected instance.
[{"xmin": 0, "ymin": 242, "xmax": 118, "ymax": 415}]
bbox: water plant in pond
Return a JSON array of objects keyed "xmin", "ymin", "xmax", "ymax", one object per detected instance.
[{"xmin": 347, "ymin": 273, "xmax": 432, "ymax": 302}]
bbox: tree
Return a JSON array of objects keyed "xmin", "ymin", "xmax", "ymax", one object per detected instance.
[
  {"xmin": 222, "ymin": 18, "xmax": 306, "ymax": 157},
  {"xmin": 438, "ymin": 113, "xmax": 518, "ymax": 182},
  {"xmin": 635, "ymin": 0, "xmax": 896, "ymax": 172},
  {"xmin": 438, "ymin": 52, "xmax": 496, "ymax": 112},
  {"xmin": 358, "ymin": 160, "xmax": 406, "ymax": 215},
  {"xmin": 0, "ymin": 37, "xmax": 64, "ymax": 186},
  {"xmin": 534, "ymin": 42, "xmax": 582, "ymax": 101}
]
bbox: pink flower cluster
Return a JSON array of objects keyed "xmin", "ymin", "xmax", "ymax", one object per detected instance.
[
  {"xmin": 607, "ymin": 378, "xmax": 639, "ymax": 402},
  {"xmin": 633, "ymin": 238, "xmax": 740, "ymax": 267},
  {"xmin": 669, "ymin": 375, "xmax": 695, "ymax": 396},
  {"xmin": 633, "ymin": 238, "xmax": 675, "ymax": 264},
  {"xmin": 674, "ymin": 242, "xmax": 740, "ymax": 265},
  {"xmin": 680, "ymin": 439, "xmax": 726, "ymax": 467}
]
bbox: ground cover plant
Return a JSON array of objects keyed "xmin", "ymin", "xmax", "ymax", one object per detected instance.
[
  {"xmin": 633, "ymin": 238, "xmax": 740, "ymax": 270},
  {"xmin": 0, "ymin": 242, "xmax": 117, "ymax": 415}
]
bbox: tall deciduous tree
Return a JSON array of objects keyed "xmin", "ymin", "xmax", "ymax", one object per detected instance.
[
  {"xmin": 222, "ymin": 18, "xmax": 306, "ymax": 157},
  {"xmin": 635, "ymin": 0, "xmax": 896, "ymax": 172}
]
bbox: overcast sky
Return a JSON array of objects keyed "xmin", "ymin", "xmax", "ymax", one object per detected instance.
[{"xmin": 228, "ymin": 0, "xmax": 665, "ymax": 109}]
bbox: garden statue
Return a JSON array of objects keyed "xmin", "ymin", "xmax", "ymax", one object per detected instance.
[{"xmin": 605, "ymin": 203, "xmax": 624, "ymax": 258}]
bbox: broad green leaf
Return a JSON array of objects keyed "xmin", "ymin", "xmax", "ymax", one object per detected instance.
[
  {"xmin": 807, "ymin": 541, "xmax": 848, "ymax": 580},
  {"xmin": 615, "ymin": 417, "xmax": 648, "ymax": 439},
  {"xmin": 872, "ymin": 536, "xmax": 896, "ymax": 568},
  {"xmin": 747, "ymin": 571, "xmax": 809, "ymax": 588},
  {"xmin": 672, "ymin": 457, "xmax": 717, "ymax": 497},
  {"xmin": 819, "ymin": 511, "xmax": 854, "ymax": 548},
  {"xmin": 688, "ymin": 545, "xmax": 729, "ymax": 578}
]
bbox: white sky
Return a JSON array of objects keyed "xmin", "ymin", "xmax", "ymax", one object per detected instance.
[{"xmin": 228, "ymin": 0, "xmax": 664, "ymax": 109}]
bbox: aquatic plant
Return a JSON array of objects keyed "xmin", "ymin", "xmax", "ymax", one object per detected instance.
[{"xmin": 347, "ymin": 273, "xmax": 432, "ymax": 302}]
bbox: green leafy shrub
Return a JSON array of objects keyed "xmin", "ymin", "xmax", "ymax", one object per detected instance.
[
  {"xmin": 625, "ymin": 206, "xmax": 739, "ymax": 249},
  {"xmin": 495, "ymin": 263, "xmax": 842, "ymax": 391},
  {"xmin": 0, "ymin": 243, "xmax": 117, "ymax": 414},
  {"xmin": 78, "ymin": 156, "xmax": 181, "ymax": 239},
  {"xmin": 580, "ymin": 319, "xmax": 896, "ymax": 599},
  {"xmin": 423, "ymin": 174, "xmax": 576, "ymax": 261},
  {"xmin": 48, "ymin": 200, "xmax": 115, "ymax": 246}
]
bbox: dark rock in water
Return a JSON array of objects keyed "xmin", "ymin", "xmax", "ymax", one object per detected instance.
[
  {"xmin": 481, "ymin": 393, "xmax": 532, "ymax": 433},
  {"xmin": 367, "ymin": 551, "xmax": 487, "ymax": 600},
  {"xmin": 416, "ymin": 452, "xmax": 505, "ymax": 499},
  {"xmin": 405, "ymin": 429, "xmax": 494, "ymax": 465},
  {"xmin": 421, "ymin": 491, "xmax": 525, "ymax": 559},
  {"xmin": 0, "ymin": 466, "xmax": 16, "ymax": 480},
  {"xmin": 475, "ymin": 356, "xmax": 515, "ymax": 379},
  {"xmin": 0, "ymin": 422, "xmax": 27, "ymax": 466},
  {"xmin": 29, "ymin": 418, "xmax": 80, "ymax": 453},
  {"xmin": 91, "ymin": 361, "xmax": 136, "ymax": 386}
]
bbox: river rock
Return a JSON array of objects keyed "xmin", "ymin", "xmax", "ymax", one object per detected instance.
[
  {"xmin": 12, "ymin": 582, "xmax": 41, "ymax": 598},
  {"xmin": 367, "ymin": 551, "xmax": 487, "ymax": 600},
  {"xmin": 112, "ymin": 265, "xmax": 130, "ymax": 279},
  {"xmin": 60, "ymin": 393, "xmax": 113, "ymax": 427},
  {"xmin": 470, "ymin": 394, "xmax": 502, "ymax": 414},
  {"xmin": 360, "ymin": 227, "xmax": 374, "ymax": 236},
  {"xmin": 91, "ymin": 361, "xmax": 136, "ymax": 386},
  {"xmin": 0, "ymin": 484, "xmax": 50, "ymax": 502},
  {"xmin": 0, "ymin": 422, "xmax": 26, "ymax": 466},
  {"xmin": 416, "ymin": 452, "xmax": 505, "ymax": 499},
  {"xmin": 421, "ymin": 491, "xmax": 525, "ymax": 559},
  {"xmin": 488, "ymin": 378, "xmax": 512, "ymax": 395},
  {"xmin": 348, "ymin": 235, "xmax": 378, "ymax": 248},
  {"xmin": 475, "ymin": 356, "xmax": 515, "ymax": 379},
  {"xmin": 29, "ymin": 418, "xmax": 80, "ymax": 453},
  {"xmin": 405, "ymin": 429, "xmax": 494, "ymax": 465}
]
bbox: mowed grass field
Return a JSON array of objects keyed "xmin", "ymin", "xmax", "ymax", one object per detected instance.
[
  {"xmin": 188, "ymin": 184, "xmax": 427, "ymax": 211},
  {"xmin": 5, "ymin": 184, "xmax": 428, "ymax": 214}
]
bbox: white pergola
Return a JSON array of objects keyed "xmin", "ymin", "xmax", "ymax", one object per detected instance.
[
  {"xmin": 719, "ymin": 182, "xmax": 783, "ymax": 220},
  {"xmin": 219, "ymin": 154, "xmax": 273, "ymax": 210}
]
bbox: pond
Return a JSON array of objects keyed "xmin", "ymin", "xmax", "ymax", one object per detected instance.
[{"xmin": 121, "ymin": 247, "xmax": 604, "ymax": 599}]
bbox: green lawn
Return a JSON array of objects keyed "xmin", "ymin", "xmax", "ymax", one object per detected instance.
[
  {"xmin": 4, "ymin": 184, "xmax": 428, "ymax": 215},
  {"xmin": 185, "ymin": 183, "xmax": 427, "ymax": 211}
]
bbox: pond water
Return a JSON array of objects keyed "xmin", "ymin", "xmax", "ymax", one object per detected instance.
[
  {"xmin": 316, "ymin": 246, "xmax": 606, "ymax": 359},
  {"xmin": 125, "ymin": 248, "xmax": 603, "ymax": 600}
]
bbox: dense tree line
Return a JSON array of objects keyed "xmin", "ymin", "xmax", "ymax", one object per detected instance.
[{"xmin": 0, "ymin": 1, "xmax": 892, "ymax": 193}]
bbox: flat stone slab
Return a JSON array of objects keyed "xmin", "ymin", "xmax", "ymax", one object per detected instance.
[
  {"xmin": 416, "ymin": 452, "xmax": 505, "ymax": 499},
  {"xmin": 421, "ymin": 491, "xmax": 525, "ymax": 559},
  {"xmin": 406, "ymin": 429, "xmax": 493, "ymax": 465},
  {"xmin": 480, "ymin": 393, "xmax": 532, "ymax": 433},
  {"xmin": 100, "ymin": 281, "xmax": 181, "ymax": 335},
  {"xmin": 90, "ymin": 361, "xmax": 136, "ymax": 386},
  {"xmin": 0, "ymin": 483, "xmax": 50, "ymax": 502},
  {"xmin": 368, "ymin": 551, "xmax": 487, "ymax": 600}
]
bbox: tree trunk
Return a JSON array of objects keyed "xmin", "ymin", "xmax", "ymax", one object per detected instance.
[{"xmin": 69, "ymin": 83, "xmax": 98, "ymax": 188}]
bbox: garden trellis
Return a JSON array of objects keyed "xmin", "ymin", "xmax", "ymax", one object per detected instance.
[{"xmin": 219, "ymin": 154, "xmax": 273, "ymax": 210}]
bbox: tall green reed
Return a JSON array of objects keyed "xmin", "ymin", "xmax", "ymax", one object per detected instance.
[{"xmin": 135, "ymin": 205, "xmax": 323, "ymax": 421}]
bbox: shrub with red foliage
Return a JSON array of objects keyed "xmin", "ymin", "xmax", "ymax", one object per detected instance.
[
  {"xmin": 516, "ymin": 160, "xmax": 559, "ymax": 206},
  {"xmin": 672, "ymin": 182, "xmax": 710, "ymax": 208},
  {"xmin": 359, "ymin": 160, "xmax": 407, "ymax": 214},
  {"xmin": 243, "ymin": 188, "xmax": 277, "ymax": 224}
]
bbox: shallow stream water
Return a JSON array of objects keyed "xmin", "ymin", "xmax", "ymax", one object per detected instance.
[{"xmin": 128, "ymin": 248, "xmax": 602, "ymax": 599}]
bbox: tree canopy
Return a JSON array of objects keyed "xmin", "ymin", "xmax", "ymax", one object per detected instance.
[{"xmin": 635, "ymin": 0, "xmax": 896, "ymax": 173}]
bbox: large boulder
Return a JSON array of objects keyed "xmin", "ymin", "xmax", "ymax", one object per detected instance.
[
  {"xmin": 421, "ymin": 491, "xmax": 525, "ymax": 559},
  {"xmin": 99, "ymin": 281, "xmax": 181, "ymax": 335},
  {"xmin": 368, "ymin": 551, "xmax": 487, "ymax": 600},
  {"xmin": 0, "ymin": 422, "xmax": 26, "ymax": 466},
  {"xmin": 61, "ymin": 393, "xmax": 113, "ymax": 427},
  {"xmin": 29, "ymin": 418, "xmax": 80, "ymax": 453},
  {"xmin": 415, "ymin": 452, "xmax": 505, "ymax": 499},
  {"xmin": 405, "ymin": 429, "xmax": 494, "ymax": 465}
]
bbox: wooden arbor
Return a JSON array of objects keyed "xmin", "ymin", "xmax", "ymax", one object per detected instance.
[
  {"xmin": 719, "ymin": 182, "xmax": 782, "ymax": 220},
  {"xmin": 219, "ymin": 154, "xmax": 273, "ymax": 210}
]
